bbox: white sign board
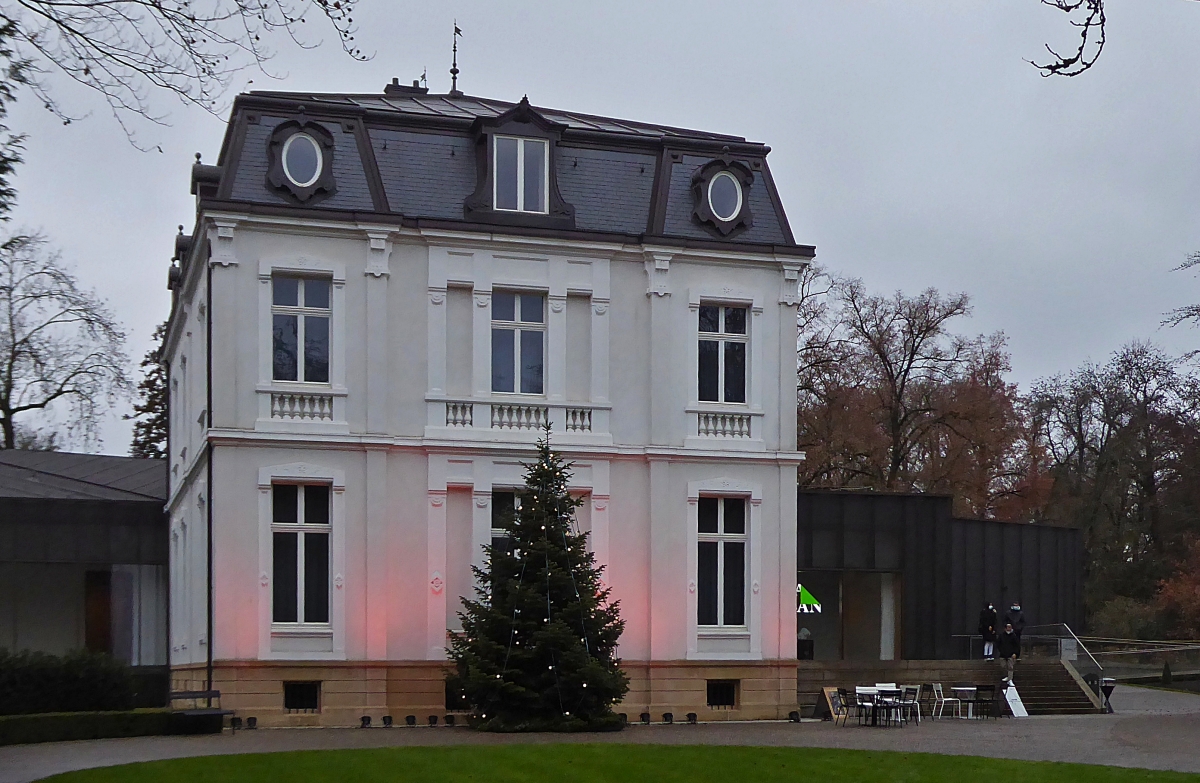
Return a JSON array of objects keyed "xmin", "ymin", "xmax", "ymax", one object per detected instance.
[{"xmin": 1005, "ymin": 684, "xmax": 1028, "ymax": 717}]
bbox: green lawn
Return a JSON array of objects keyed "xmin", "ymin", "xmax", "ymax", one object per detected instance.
[{"xmin": 40, "ymin": 745, "xmax": 1200, "ymax": 783}]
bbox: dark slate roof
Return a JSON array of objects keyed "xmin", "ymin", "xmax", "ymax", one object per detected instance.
[
  {"xmin": 0, "ymin": 451, "xmax": 167, "ymax": 502},
  {"xmin": 203, "ymin": 88, "xmax": 812, "ymax": 256},
  {"xmin": 246, "ymin": 91, "xmax": 747, "ymax": 143}
]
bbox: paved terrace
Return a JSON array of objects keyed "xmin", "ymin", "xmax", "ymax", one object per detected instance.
[{"xmin": 2, "ymin": 686, "xmax": 1199, "ymax": 782}]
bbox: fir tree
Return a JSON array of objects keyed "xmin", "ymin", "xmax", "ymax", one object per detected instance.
[
  {"xmin": 449, "ymin": 428, "xmax": 628, "ymax": 731},
  {"xmin": 126, "ymin": 321, "xmax": 167, "ymax": 459}
]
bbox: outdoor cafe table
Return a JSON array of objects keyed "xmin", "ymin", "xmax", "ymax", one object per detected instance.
[
  {"xmin": 951, "ymin": 686, "xmax": 977, "ymax": 718},
  {"xmin": 856, "ymin": 687, "xmax": 901, "ymax": 726}
]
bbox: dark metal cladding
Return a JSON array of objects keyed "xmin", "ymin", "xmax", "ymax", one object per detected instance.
[
  {"xmin": 0, "ymin": 452, "xmax": 168, "ymax": 566},
  {"xmin": 796, "ymin": 490, "xmax": 1083, "ymax": 660}
]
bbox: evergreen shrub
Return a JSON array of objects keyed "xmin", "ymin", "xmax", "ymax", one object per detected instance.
[{"xmin": 0, "ymin": 649, "xmax": 135, "ymax": 715}]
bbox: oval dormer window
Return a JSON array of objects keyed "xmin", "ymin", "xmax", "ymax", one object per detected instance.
[
  {"xmin": 282, "ymin": 133, "xmax": 322, "ymax": 188},
  {"xmin": 707, "ymin": 171, "xmax": 742, "ymax": 222}
]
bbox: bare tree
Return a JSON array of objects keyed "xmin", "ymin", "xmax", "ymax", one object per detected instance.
[
  {"xmin": 0, "ymin": 0, "xmax": 365, "ymax": 142},
  {"xmin": 0, "ymin": 232, "xmax": 128, "ymax": 449}
]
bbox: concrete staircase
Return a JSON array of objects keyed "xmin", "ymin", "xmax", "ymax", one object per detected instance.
[
  {"xmin": 796, "ymin": 659, "xmax": 1101, "ymax": 717},
  {"xmin": 1011, "ymin": 660, "xmax": 1099, "ymax": 715}
]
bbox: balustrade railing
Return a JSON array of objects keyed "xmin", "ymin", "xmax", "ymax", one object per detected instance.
[
  {"xmin": 490, "ymin": 403, "xmax": 550, "ymax": 430},
  {"xmin": 697, "ymin": 411, "xmax": 752, "ymax": 438},
  {"xmin": 271, "ymin": 392, "xmax": 334, "ymax": 421},
  {"xmin": 445, "ymin": 402, "xmax": 473, "ymax": 427},
  {"xmin": 565, "ymin": 407, "xmax": 592, "ymax": 432}
]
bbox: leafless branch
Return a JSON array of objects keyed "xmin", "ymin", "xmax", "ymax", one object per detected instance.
[
  {"xmin": 0, "ymin": 0, "xmax": 368, "ymax": 145},
  {"xmin": 1031, "ymin": 0, "xmax": 1106, "ymax": 77}
]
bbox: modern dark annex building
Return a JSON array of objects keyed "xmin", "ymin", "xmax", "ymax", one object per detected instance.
[{"xmin": 796, "ymin": 490, "xmax": 1082, "ymax": 661}]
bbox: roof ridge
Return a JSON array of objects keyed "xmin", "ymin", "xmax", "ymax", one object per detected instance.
[{"xmin": 241, "ymin": 90, "xmax": 753, "ymax": 144}]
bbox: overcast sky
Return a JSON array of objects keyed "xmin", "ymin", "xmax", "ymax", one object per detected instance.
[{"xmin": 8, "ymin": 0, "xmax": 1200, "ymax": 454}]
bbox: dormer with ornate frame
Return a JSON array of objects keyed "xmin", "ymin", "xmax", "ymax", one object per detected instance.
[
  {"xmin": 266, "ymin": 114, "xmax": 337, "ymax": 204},
  {"xmin": 464, "ymin": 97, "xmax": 575, "ymax": 229},
  {"xmin": 691, "ymin": 153, "xmax": 755, "ymax": 238}
]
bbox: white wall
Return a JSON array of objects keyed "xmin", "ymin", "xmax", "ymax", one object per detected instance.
[{"xmin": 165, "ymin": 212, "xmax": 807, "ymax": 669}]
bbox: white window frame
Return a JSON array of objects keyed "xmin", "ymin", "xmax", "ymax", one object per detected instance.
[
  {"xmin": 271, "ymin": 275, "xmax": 332, "ymax": 385},
  {"xmin": 707, "ymin": 171, "xmax": 743, "ymax": 222},
  {"xmin": 270, "ymin": 483, "xmax": 333, "ymax": 626},
  {"xmin": 687, "ymin": 477, "xmax": 762, "ymax": 661},
  {"xmin": 698, "ymin": 303, "xmax": 749, "ymax": 405},
  {"xmin": 493, "ymin": 136, "xmax": 549, "ymax": 214},
  {"xmin": 257, "ymin": 463, "xmax": 346, "ymax": 660},
  {"xmin": 696, "ymin": 496, "xmax": 748, "ymax": 629},
  {"xmin": 491, "ymin": 291, "xmax": 546, "ymax": 395}
]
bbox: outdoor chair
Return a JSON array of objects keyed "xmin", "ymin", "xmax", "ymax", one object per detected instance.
[
  {"xmin": 972, "ymin": 684, "xmax": 997, "ymax": 719},
  {"xmin": 855, "ymin": 690, "xmax": 876, "ymax": 726},
  {"xmin": 899, "ymin": 685, "xmax": 921, "ymax": 725},
  {"xmin": 876, "ymin": 688, "xmax": 902, "ymax": 726},
  {"xmin": 932, "ymin": 683, "xmax": 961, "ymax": 719},
  {"xmin": 841, "ymin": 687, "xmax": 866, "ymax": 726}
]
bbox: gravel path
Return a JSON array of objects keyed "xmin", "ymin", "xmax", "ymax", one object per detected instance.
[{"xmin": 2, "ymin": 685, "xmax": 1199, "ymax": 782}]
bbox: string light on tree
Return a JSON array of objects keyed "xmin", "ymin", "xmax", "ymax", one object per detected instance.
[{"xmin": 447, "ymin": 425, "xmax": 628, "ymax": 731}]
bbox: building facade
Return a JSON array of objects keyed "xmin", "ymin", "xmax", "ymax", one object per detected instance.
[
  {"xmin": 0, "ymin": 451, "xmax": 167, "ymax": 672},
  {"xmin": 165, "ymin": 84, "xmax": 814, "ymax": 725}
]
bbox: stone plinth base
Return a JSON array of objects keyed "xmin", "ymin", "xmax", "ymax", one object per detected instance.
[{"xmin": 173, "ymin": 659, "xmax": 800, "ymax": 727}]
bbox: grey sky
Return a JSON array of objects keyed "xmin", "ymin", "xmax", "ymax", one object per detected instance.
[{"xmin": 8, "ymin": 0, "xmax": 1199, "ymax": 454}]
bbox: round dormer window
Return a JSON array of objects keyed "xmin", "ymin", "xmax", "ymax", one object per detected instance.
[
  {"xmin": 282, "ymin": 133, "xmax": 323, "ymax": 188},
  {"xmin": 707, "ymin": 171, "xmax": 742, "ymax": 222}
]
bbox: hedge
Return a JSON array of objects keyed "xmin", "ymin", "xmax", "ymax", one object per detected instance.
[
  {"xmin": 0, "ymin": 649, "xmax": 134, "ymax": 715},
  {"xmin": 0, "ymin": 709, "xmax": 222, "ymax": 746}
]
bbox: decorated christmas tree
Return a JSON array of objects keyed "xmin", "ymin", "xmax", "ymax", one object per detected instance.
[{"xmin": 448, "ymin": 428, "xmax": 628, "ymax": 731}]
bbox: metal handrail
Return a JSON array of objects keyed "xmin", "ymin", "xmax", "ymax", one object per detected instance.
[
  {"xmin": 1061, "ymin": 623, "xmax": 1103, "ymax": 673},
  {"xmin": 1091, "ymin": 644, "xmax": 1200, "ymax": 658}
]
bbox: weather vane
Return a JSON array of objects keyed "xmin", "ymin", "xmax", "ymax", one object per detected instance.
[{"xmin": 449, "ymin": 21, "xmax": 463, "ymax": 97}]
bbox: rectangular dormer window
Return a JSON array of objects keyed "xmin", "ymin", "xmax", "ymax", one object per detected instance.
[
  {"xmin": 698, "ymin": 304, "xmax": 747, "ymax": 403},
  {"xmin": 491, "ymin": 292, "xmax": 545, "ymax": 394},
  {"xmin": 272, "ymin": 275, "xmax": 331, "ymax": 383},
  {"xmin": 494, "ymin": 137, "xmax": 548, "ymax": 214}
]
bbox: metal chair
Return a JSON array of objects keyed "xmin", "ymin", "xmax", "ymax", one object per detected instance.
[
  {"xmin": 876, "ymin": 688, "xmax": 902, "ymax": 726},
  {"xmin": 932, "ymin": 682, "xmax": 961, "ymax": 719},
  {"xmin": 835, "ymin": 686, "xmax": 854, "ymax": 725},
  {"xmin": 972, "ymin": 684, "xmax": 997, "ymax": 719},
  {"xmin": 899, "ymin": 685, "xmax": 921, "ymax": 725},
  {"xmin": 855, "ymin": 689, "xmax": 876, "ymax": 726}
]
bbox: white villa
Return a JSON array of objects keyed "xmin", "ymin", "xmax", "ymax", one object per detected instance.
[{"xmin": 165, "ymin": 83, "xmax": 814, "ymax": 725}]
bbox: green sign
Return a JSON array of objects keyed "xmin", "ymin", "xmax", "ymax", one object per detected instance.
[{"xmin": 796, "ymin": 584, "xmax": 822, "ymax": 614}]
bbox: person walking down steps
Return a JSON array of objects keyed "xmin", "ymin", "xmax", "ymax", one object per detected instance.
[
  {"xmin": 996, "ymin": 622, "xmax": 1021, "ymax": 685},
  {"xmin": 979, "ymin": 603, "xmax": 998, "ymax": 660},
  {"xmin": 1005, "ymin": 601, "xmax": 1026, "ymax": 646}
]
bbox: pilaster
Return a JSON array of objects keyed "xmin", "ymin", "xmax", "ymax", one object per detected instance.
[{"xmin": 364, "ymin": 232, "xmax": 392, "ymax": 435}]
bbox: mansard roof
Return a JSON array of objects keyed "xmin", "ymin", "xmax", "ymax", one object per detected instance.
[{"xmin": 200, "ymin": 87, "xmax": 814, "ymax": 257}]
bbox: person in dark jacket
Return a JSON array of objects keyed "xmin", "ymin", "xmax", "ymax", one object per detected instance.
[
  {"xmin": 1005, "ymin": 602, "xmax": 1026, "ymax": 646},
  {"xmin": 978, "ymin": 603, "xmax": 998, "ymax": 660},
  {"xmin": 996, "ymin": 622, "xmax": 1021, "ymax": 684}
]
